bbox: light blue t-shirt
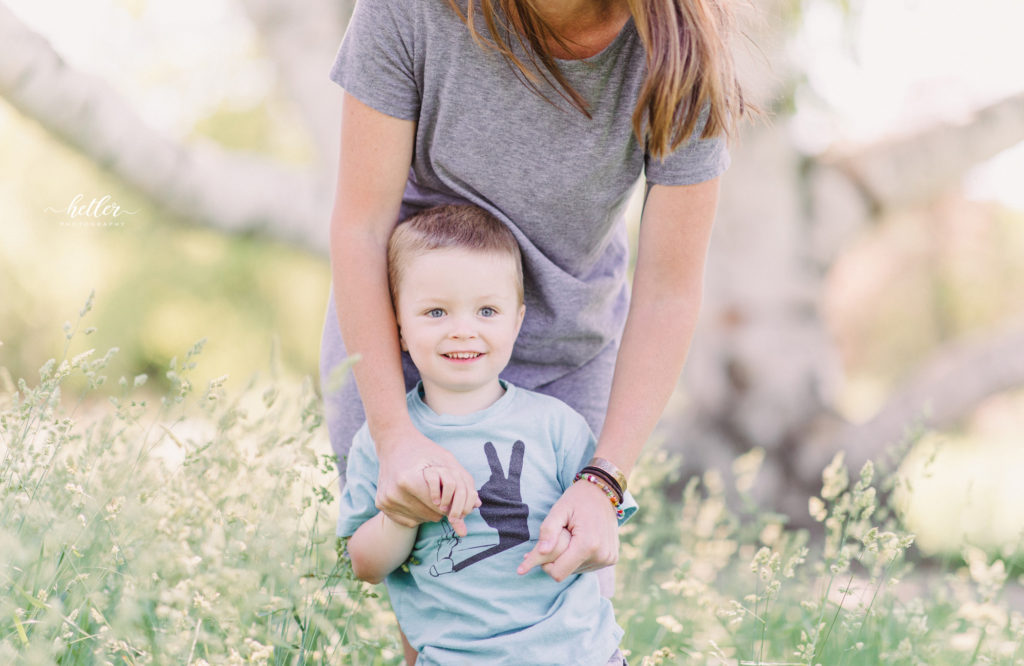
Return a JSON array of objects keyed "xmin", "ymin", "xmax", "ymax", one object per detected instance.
[{"xmin": 337, "ymin": 382, "xmax": 637, "ymax": 665}]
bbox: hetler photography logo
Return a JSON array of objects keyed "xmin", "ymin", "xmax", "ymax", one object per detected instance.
[{"xmin": 45, "ymin": 193, "xmax": 140, "ymax": 227}]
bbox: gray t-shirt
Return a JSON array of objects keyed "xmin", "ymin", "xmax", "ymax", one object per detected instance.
[{"xmin": 328, "ymin": 0, "xmax": 730, "ymax": 388}]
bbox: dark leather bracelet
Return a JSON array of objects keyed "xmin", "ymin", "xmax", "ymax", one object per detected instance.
[{"xmin": 578, "ymin": 466, "xmax": 623, "ymax": 503}]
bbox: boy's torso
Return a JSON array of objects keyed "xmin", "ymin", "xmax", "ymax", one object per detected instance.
[{"xmin": 381, "ymin": 385, "xmax": 621, "ymax": 664}]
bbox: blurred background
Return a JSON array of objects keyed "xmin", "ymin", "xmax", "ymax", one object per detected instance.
[{"xmin": 2, "ymin": 0, "xmax": 1023, "ymax": 563}]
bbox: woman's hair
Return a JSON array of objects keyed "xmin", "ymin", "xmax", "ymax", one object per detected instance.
[
  {"xmin": 387, "ymin": 204, "xmax": 525, "ymax": 306},
  {"xmin": 444, "ymin": 0, "xmax": 745, "ymax": 160}
]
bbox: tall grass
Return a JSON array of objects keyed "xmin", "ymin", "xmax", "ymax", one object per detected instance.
[
  {"xmin": 1, "ymin": 295, "xmax": 398, "ymax": 664},
  {"xmin": 2, "ymin": 298, "xmax": 1022, "ymax": 664}
]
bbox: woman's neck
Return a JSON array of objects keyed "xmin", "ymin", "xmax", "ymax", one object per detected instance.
[{"xmin": 531, "ymin": 0, "xmax": 631, "ymax": 59}]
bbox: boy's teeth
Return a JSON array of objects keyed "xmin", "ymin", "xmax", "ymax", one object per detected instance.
[{"xmin": 446, "ymin": 352, "xmax": 479, "ymax": 359}]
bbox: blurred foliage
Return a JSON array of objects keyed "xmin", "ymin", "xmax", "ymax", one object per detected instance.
[
  {"xmin": 189, "ymin": 91, "xmax": 316, "ymax": 166},
  {"xmin": 0, "ymin": 101, "xmax": 330, "ymax": 399},
  {"xmin": 825, "ymin": 198, "xmax": 1024, "ymax": 417}
]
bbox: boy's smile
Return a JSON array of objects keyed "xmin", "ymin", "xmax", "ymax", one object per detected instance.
[{"xmin": 394, "ymin": 247, "xmax": 525, "ymax": 415}]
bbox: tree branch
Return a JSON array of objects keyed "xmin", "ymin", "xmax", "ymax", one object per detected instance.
[
  {"xmin": 798, "ymin": 319, "xmax": 1024, "ymax": 483},
  {"xmin": 0, "ymin": 2, "xmax": 332, "ymax": 255},
  {"xmin": 826, "ymin": 91, "xmax": 1024, "ymax": 212}
]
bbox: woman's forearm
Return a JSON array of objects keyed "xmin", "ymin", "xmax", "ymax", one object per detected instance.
[
  {"xmin": 595, "ymin": 178, "xmax": 720, "ymax": 478},
  {"xmin": 595, "ymin": 293, "xmax": 701, "ymax": 478},
  {"xmin": 330, "ymin": 92, "xmax": 419, "ymax": 450},
  {"xmin": 331, "ymin": 224, "xmax": 417, "ymax": 446}
]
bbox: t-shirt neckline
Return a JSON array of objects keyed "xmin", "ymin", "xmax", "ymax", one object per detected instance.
[{"xmin": 411, "ymin": 380, "xmax": 517, "ymax": 427}]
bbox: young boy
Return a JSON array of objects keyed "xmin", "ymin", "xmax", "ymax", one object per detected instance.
[{"xmin": 337, "ymin": 204, "xmax": 636, "ymax": 665}]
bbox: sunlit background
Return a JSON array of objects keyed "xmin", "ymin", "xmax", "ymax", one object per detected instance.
[{"xmin": 2, "ymin": 0, "xmax": 1023, "ymax": 565}]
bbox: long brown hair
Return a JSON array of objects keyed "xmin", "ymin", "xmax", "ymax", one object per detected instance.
[{"xmin": 444, "ymin": 0, "xmax": 745, "ymax": 159}]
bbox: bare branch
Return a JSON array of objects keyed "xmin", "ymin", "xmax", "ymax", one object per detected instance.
[
  {"xmin": 827, "ymin": 91, "xmax": 1024, "ymax": 212},
  {"xmin": 0, "ymin": 3, "xmax": 332, "ymax": 255},
  {"xmin": 798, "ymin": 319, "xmax": 1024, "ymax": 483}
]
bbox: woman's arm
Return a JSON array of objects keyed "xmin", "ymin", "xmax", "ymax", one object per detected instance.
[
  {"xmin": 522, "ymin": 178, "xmax": 721, "ymax": 580},
  {"xmin": 596, "ymin": 178, "xmax": 720, "ymax": 475},
  {"xmin": 347, "ymin": 512, "xmax": 418, "ymax": 584},
  {"xmin": 331, "ymin": 93, "xmax": 479, "ymax": 533}
]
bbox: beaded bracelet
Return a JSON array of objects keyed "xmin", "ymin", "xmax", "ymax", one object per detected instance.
[
  {"xmin": 574, "ymin": 472, "xmax": 625, "ymax": 520},
  {"xmin": 578, "ymin": 465, "xmax": 623, "ymax": 502}
]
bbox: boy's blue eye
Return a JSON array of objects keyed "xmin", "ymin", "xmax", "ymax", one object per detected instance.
[
  {"xmin": 426, "ymin": 308, "xmax": 445, "ymax": 318},
  {"xmin": 479, "ymin": 307, "xmax": 496, "ymax": 317}
]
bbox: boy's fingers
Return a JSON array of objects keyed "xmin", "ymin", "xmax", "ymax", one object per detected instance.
[
  {"xmin": 449, "ymin": 514, "xmax": 468, "ymax": 538},
  {"xmin": 421, "ymin": 466, "xmax": 443, "ymax": 506},
  {"xmin": 517, "ymin": 547, "xmax": 549, "ymax": 575},
  {"xmin": 459, "ymin": 482, "xmax": 479, "ymax": 519},
  {"xmin": 437, "ymin": 470, "xmax": 456, "ymax": 514},
  {"xmin": 519, "ymin": 528, "xmax": 571, "ymax": 575},
  {"xmin": 448, "ymin": 482, "xmax": 466, "ymax": 520},
  {"xmin": 458, "ymin": 468, "xmax": 480, "ymax": 508}
]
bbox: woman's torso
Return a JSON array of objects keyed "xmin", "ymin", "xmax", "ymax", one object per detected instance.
[{"xmin": 329, "ymin": 0, "xmax": 728, "ymax": 387}]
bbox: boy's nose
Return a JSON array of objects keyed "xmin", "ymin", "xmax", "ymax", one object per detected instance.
[{"xmin": 448, "ymin": 315, "xmax": 477, "ymax": 338}]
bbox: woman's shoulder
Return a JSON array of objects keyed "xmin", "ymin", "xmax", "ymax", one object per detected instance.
[{"xmin": 349, "ymin": 0, "xmax": 461, "ymax": 33}]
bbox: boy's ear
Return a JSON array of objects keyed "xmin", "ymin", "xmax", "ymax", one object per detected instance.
[
  {"xmin": 514, "ymin": 304, "xmax": 526, "ymax": 335},
  {"xmin": 398, "ymin": 327, "xmax": 408, "ymax": 352}
]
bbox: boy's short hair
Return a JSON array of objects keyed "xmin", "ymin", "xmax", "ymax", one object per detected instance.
[{"xmin": 388, "ymin": 204, "xmax": 524, "ymax": 306}]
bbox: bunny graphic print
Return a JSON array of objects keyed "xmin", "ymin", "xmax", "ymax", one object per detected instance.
[{"xmin": 337, "ymin": 382, "xmax": 636, "ymax": 665}]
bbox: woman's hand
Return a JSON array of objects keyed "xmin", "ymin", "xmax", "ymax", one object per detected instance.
[
  {"xmin": 376, "ymin": 426, "xmax": 480, "ymax": 536},
  {"xmin": 517, "ymin": 480, "xmax": 618, "ymax": 581}
]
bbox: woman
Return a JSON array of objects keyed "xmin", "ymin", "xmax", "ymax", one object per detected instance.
[{"xmin": 320, "ymin": 0, "xmax": 744, "ymax": 659}]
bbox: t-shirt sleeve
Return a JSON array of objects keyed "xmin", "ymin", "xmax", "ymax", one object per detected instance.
[
  {"xmin": 643, "ymin": 105, "xmax": 731, "ymax": 186},
  {"xmin": 555, "ymin": 406, "xmax": 638, "ymax": 526},
  {"xmin": 336, "ymin": 425, "xmax": 382, "ymax": 538},
  {"xmin": 328, "ymin": 0, "xmax": 420, "ymax": 120}
]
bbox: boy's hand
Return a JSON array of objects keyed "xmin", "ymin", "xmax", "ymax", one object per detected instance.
[
  {"xmin": 376, "ymin": 428, "xmax": 480, "ymax": 535},
  {"xmin": 516, "ymin": 480, "xmax": 619, "ymax": 581},
  {"xmin": 422, "ymin": 463, "xmax": 482, "ymax": 537}
]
